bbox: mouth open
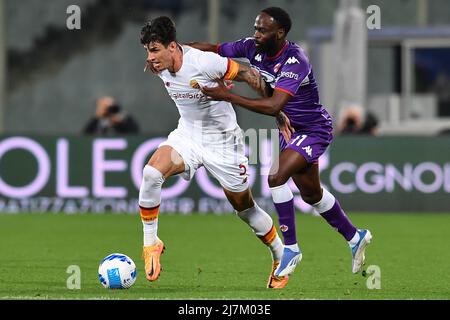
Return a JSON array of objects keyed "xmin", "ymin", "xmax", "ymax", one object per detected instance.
[{"xmin": 145, "ymin": 62, "xmax": 161, "ymax": 72}]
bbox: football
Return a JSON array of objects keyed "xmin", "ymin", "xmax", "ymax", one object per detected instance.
[{"xmin": 98, "ymin": 253, "xmax": 137, "ymax": 289}]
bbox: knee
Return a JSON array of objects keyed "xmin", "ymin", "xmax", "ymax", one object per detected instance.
[
  {"xmin": 142, "ymin": 165, "xmax": 165, "ymax": 187},
  {"xmin": 300, "ymin": 189, "xmax": 323, "ymax": 205},
  {"xmin": 268, "ymin": 173, "xmax": 289, "ymax": 188}
]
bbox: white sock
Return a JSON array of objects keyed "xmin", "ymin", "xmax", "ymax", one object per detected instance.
[
  {"xmin": 143, "ymin": 222, "xmax": 160, "ymax": 247},
  {"xmin": 139, "ymin": 165, "xmax": 165, "ymax": 247},
  {"xmin": 285, "ymin": 243, "xmax": 300, "ymax": 252},
  {"xmin": 269, "ymin": 183, "xmax": 294, "ymax": 204},
  {"xmin": 139, "ymin": 165, "xmax": 164, "ymax": 208},
  {"xmin": 312, "ymin": 187, "xmax": 335, "ymax": 214},
  {"xmin": 269, "ymin": 236, "xmax": 284, "ymax": 262},
  {"xmin": 237, "ymin": 202, "xmax": 283, "ymax": 262},
  {"xmin": 348, "ymin": 230, "xmax": 360, "ymax": 247}
]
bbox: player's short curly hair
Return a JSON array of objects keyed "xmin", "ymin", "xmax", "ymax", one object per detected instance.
[
  {"xmin": 261, "ymin": 7, "xmax": 292, "ymax": 35},
  {"xmin": 140, "ymin": 16, "xmax": 177, "ymax": 47}
]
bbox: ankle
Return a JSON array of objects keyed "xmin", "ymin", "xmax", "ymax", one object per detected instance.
[{"xmin": 285, "ymin": 243, "xmax": 300, "ymax": 252}]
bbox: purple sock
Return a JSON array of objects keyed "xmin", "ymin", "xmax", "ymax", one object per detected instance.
[
  {"xmin": 273, "ymin": 199, "xmax": 297, "ymax": 245},
  {"xmin": 320, "ymin": 199, "xmax": 357, "ymax": 241}
]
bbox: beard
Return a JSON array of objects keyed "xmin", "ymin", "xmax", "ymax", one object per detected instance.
[{"xmin": 255, "ymin": 37, "xmax": 278, "ymax": 55}]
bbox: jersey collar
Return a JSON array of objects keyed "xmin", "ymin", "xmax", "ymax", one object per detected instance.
[{"xmin": 267, "ymin": 40, "xmax": 288, "ymax": 60}]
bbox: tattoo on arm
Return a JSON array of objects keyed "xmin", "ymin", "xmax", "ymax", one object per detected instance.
[
  {"xmin": 234, "ymin": 65, "xmax": 257, "ymax": 82},
  {"xmin": 234, "ymin": 65, "xmax": 270, "ymax": 97}
]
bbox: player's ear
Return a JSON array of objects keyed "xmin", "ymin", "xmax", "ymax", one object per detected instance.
[
  {"xmin": 277, "ymin": 28, "xmax": 285, "ymax": 40},
  {"xmin": 168, "ymin": 41, "xmax": 177, "ymax": 52}
]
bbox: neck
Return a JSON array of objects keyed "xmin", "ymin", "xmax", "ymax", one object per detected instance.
[
  {"xmin": 168, "ymin": 44, "xmax": 183, "ymax": 73},
  {"xmin": 267, "ymin": 40, "xmax": 287, "ymax": 57}
]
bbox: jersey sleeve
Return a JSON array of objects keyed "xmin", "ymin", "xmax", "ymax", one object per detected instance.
[
  {"xmin": 217, "ymin": 37, "xmax": 255, "ymax": 60},
  {"xmin": 198, "ymin": 51, "xmax": 239, "ymax": 81},
  {"xmin": 275, "ymin": 55, "xmax": 311, "ymax": 96}
]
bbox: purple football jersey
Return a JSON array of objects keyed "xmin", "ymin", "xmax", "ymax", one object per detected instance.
[{"xmin": 218, "ymin": 38, "xmax": 333, "ymax": 138}]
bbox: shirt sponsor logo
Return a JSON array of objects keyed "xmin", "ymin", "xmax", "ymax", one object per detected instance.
[
  {"xmin": 170, "ymin": 92, "xmax": 205, "ymax": 100},
  {"xmin": 279, "ymin": 71, "xmax": 299, "ymax": 80},
  {"xmin": 285, "ymin": 56, "xmax": 300, "ymax": 65}
]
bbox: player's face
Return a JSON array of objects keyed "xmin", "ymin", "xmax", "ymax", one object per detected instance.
[
  {"xmin": 145, "ymin": 41, "xmax": 177, "ymax": 72},
  {"xmin": 253, "ymin": 12, "xmax": 281, "ymax": 53}
]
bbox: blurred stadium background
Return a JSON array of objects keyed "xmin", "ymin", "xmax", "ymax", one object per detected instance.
[{"xmin": 0, "ymin": 0, "xmax": 449, "ymax": 299}]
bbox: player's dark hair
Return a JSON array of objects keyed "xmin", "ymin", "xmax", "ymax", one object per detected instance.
[
  {"xmin": 140, "ymin": 16, "xmax": 176, "ymax": 47},
  {"xmin": 261, "ymin": 7, "xmax": 292, "ymax": 35}
]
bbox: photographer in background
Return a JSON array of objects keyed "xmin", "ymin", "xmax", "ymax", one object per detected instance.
[
  {"xmin": 338, "ymin": 105, "xmax": 379, "ymax": 136},
  {"xmin": 83, "ymin": 96, "xmax": 140, "ymax": 135}
]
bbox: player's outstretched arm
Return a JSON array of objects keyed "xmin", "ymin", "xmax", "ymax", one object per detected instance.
[{"xmin": 185, "ymin": 42, "xmax": 218, "ymax": 53}]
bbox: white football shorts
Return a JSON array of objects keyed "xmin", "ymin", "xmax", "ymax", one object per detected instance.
[{"xmin": 159, "ymin": 127, "xmax": 249, "ymax": 193}]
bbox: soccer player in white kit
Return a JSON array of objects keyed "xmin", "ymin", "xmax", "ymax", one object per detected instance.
[{"xmin": 138, "ymin": 16, "xmax": 288, "ymax": 288}]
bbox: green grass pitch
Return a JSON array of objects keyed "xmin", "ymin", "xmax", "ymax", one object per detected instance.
[{"xmin": 0, "ymin": 212, "xmax": 449, "ymax": 300}]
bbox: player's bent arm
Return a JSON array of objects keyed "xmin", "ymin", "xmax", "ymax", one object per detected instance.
[
  {"xmin": 225, "ymin": 89, "xmax": 291, "ymax": 116},
  {"xmin": 185, "ymin": 42, "xmax": 218, "ymax": 53},
  {"xmin": 224, "ymin": 60, "xmax": 270, "ymax": 98},
  {"xmin": 234, "ymin": 64, "xmax": 257, "ymax": 82},
  {"xmin": 233, "ymin": 64, "xmax": 270, "ymax": 98}
]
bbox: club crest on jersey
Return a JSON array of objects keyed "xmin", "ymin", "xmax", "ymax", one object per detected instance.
[
  {"xmin": 280, "ymin": 225, "xmax": 289, "ymax": 232},
  {"xmin": 165, "ymin": 82, "xmax": 170, "ymax": 87},
  {"xmin": 190, "ymin": 79, "xmax": 200, "ymax": 89},
  {"xmin": 273, "ymin": 63, "xmax": 282, "ymax": 73}
]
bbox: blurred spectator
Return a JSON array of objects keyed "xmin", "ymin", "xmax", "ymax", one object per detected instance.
[
  {"xmin": 83, "ymin": 96, "xmax": 140, "ymax": 135},
  {"xmin": 359, "ymin": 112, "xmax": 379, "ymax": 136},
  {"xmin": 338, "ymin": 105, "xmax": 379, "ymax": 136},
  {"xmin": 338, "ymin": 105, "xmax": 364, "ymax": 134}
]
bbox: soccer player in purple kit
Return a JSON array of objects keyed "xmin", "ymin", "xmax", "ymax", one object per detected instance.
[{"xmin": 189, "ymin": 7, "xmax": 372, "ymax": 280}]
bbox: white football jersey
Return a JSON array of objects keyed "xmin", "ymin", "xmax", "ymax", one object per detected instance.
[{"xmin": 157, "ymin": 46, "xmax": 239, "ymax": 137}]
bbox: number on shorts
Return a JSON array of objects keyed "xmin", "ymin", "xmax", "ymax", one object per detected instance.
[
  {"xmin": 239, "ymin": 164, "xmax": 247, "ymax": 176},
  {"xmin": 290, "ymin": 134, "xmax": 307, "ymax": 146}
]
